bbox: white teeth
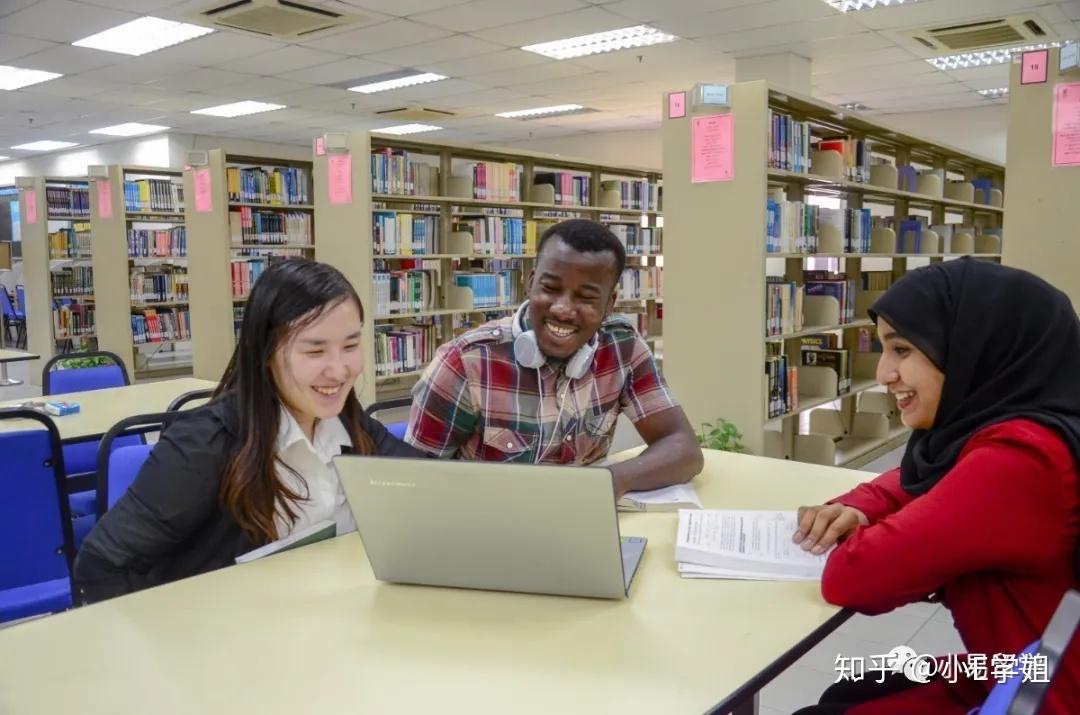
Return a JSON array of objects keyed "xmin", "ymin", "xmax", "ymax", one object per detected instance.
[
  {"xmin": 313, "ymin": 385, "xmax": 340, "ymax": 396},
  {"xmin": 895, "ymin": 391, "xmax": 914, "ymax": 401},
  {"xmin": 546, "ymin": 321, "xmax": 575, "ymax": 338}
]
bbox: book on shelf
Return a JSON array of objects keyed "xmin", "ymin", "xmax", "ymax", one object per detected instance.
[
  {"xmin": 599, "ymin": 178, "xmax": 661, "ymax": 211},
  {"xmin": 803, "ymin": 271, "xmax": 855, "ymax": 324},
  {"xmin": 375, "ymin": 323, "xmax": 437, "ymax": 377},
  {"xmin": 131, "ymin": 308, "xmax": 191, "ymax": 344},
  {"xmin": 765, "ymin": 278, "xmax": 804, "ymax": 336},
  {"xmin": 766, "ymin": 187, "xmax": 818, "ymax": 254},
  {"xmin": 860, "ymin": 272, "xmax": 892, "ymax": 291},
  {"xmin": 800, "ymin": 333, "xmax": 839, "ymax": 350},
  {"xmin": 896, "ymin": 165, "xmax": 917, "ymax": 193},
  {"xmin": 617, "ymin": 266, "xmax": 663, "ymax": 301},
  {"xmin": 130, "ymin": 269, "xmax": 189, "ymax": 303},
  {"xmin": 609, "ymin": 224, "xmax": 660, "ymax": 255},
  {"xmin": 373, "ymin": 212, "xmax": 438, "ymax": 256},
  {"xmin": 50, "ymin": 265, "xmax": 94, "ymax": 297},
  {"xmin": 765, "ymin": 344, "xmax": 797, "ymax": 418},
  {"xmin": 128, "ymin": 227, "xmax": 187, "ymax": 257},
  {"xmin": 801, "ymin": 346, "xmax": 852, "ymax": 393},
  {"xmin": 124, "ymin": 178, "xmax": 183, "ymax": 213},
  {"xmin": 48, "ymin": 225, "xmax": 92, "ymax": 258},
  {"xmin": 228, "ymin": 207, "xmax": 312, "ymax": 246},
  {"xmin": 53, "ymin": 302, "xmax": 95, "ymax": 338},
  {"xmin": 454, "ymin": 270, "xmax": 522, "ymax": 308},
  {"xmin": 815, "ymin": 136, "xmax": 870, "ymax": 183},
  {"xmin": 768, "ymin": 109, "xmax": 811, "ymax": 174},
  {"xmin": 676, "ymin": 509, "xmax": 829, "ymax": 581},
  {"xmin": 617, "ymin": 482, "xmax": 701, "ymax": 512},
  {"xmin": 374, "ymin": 269, "xmax": 439, "ymax": 315},
  {"xmin": 235, "ymin": 519, "xmax": 336, "ymax": 564},
  {"xmin": 46, "ymin": 184, "xmax": 89, "ymax": 218},
  {"xmin": 533, "ymin": 171, "xmax": 590, "ymax": 207},
  {"xmin": 226, "ymin": 165, "xmax": 310, "ymax": 205},
  {"xmin": 452, "ymin": 216, "xmax": 535, "ymax": 256},
  {"xmin": 370, "ymin": 148, "xmax": 439, "ymax": 196},
  {"xmin": 455, "ymin": 161, "xmax": 522, "ymax": 202},
  {"xmin": 231, "ymin": 259, "xmax": 268, "ymax": 299}
]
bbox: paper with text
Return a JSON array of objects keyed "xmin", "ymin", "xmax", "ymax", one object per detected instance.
[
  {"xmin": 193, "ymin": 167, "xmax": 213, "ymax": 213},
  {"xmin": 96, "ymin": 178, "xmax": 112, "ymax": 219},
  {"xmin": 691, "ymin": 113, "xmax": 734, "ymax": 183},
  {"xmin": 328, "ymin": 154, "xmax": 352, "ymax": 205},
  {"xmin": 1053, "ymin": 82, "xmax": 1080, "ymax": 167},
  {"xmin": 618, "ymin": 482, "xmax": 702, "ymax": 512}
]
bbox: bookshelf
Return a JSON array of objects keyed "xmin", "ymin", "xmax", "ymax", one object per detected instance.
[
  {"xmin": 89, "ymin": 165, "xmax": 189, "ymax": 380},
  {"xmin": 314, "ymin": 133, "xmax": 663, "ymax": 405},
  {"xmin": 180, "ymin": 150, "xmax": 315, "ymax": 381},
  {"xmin": 661, "ymin": 81, "xmax": 1004, "ymax": 468},
  {"xmin": 14, "ymin": 176, "xmax": 95, "ymax": 381}
]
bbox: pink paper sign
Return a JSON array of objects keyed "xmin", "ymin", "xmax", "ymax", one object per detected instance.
[
  {"xmin": 691, "ymin": 113, "xmax": 734, "ymax": 183},
  {"xmin": 96, "ymin": 178, "xmax": 112, "ymax": 219},
  {"xmin": 193, "ymin": 167, "xmax": 213, "ymax": 213},
  {"xmin": 24, "ymin": 190, "xmax": 37, "ymax": 225},
  {"xmin": 315, "ymin": 136, "xmax": 326, "ymax": 156},
  {"xmin": 1052, "ymin": 82, "xmax": 1080, "ymax": 167},
  {"xmin": 328, "ymin": 153, "xmax": 352, "ymax": 205},
  {"xmin": 1021, "ymin": 49, "xmax": 1049, "ymax": 85},
  {"xmin": 668, "ymin": 91, "xmax": 686, "ymax": 119}
]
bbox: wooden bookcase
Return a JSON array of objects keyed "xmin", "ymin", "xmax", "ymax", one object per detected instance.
[{"xmin": 661, "ymin": 80, "xmax": 1004, "ymax": 468}]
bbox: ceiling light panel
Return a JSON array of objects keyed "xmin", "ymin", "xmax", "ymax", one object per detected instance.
[
  {"xmin": 348, "ymin": 72, "xmax": 447, "ymax": 93},
  {"xmin": 11, "ymin": 141, "xmax": 79, "ymax": 151},
  {"xmin": 89, "ymin": 122, "xmax": 171, "ymax": 137},
  {"xmin": 191, "ymin": 101, "xmax": 286, "ymax": 118},
  {"xmin": 373, "ymin": 123, "xmax": 443, "ymax": 135},
  {"xmin": 73, "ymin": 17, "xmax": 214, "ymax": 57},
  {"xmin": 977, "ymin": 87, "xmax": 1009, "ymax": 98},
  {"xmin": 821, "ymin": 0, "xmax": 919, "ymax": 11},
  {"xmin": 928, "ymin": 41, "xmax": 1064, "ymax": 71},
  {"xmin": 0, "ymin": 65, "xmax": 62, "ymax": 91},
  {"xmin": 521, "ymin": 25, "xmax": 678, "ymax": 60},
  {"xmin": 496, "ymin": 104, "xmax": 586, "ymax": 119}
]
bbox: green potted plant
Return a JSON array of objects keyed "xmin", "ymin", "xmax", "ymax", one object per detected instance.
[{"xmin": 697, "ymin": 418, "xmax": 745, "ymax": 453}]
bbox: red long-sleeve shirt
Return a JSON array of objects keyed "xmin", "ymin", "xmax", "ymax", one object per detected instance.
[{"xmin": 823, "ymin": 419, "xmax": 1080, "ymax": 714}]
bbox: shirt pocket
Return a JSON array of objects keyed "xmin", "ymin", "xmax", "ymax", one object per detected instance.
[
  {"xmin": 573, "ymin": 410, "xmax": 618, "ymax": 463},
  {"xmin": 481, "ymin": 426, "xmax": 537, "ymax": 463}
]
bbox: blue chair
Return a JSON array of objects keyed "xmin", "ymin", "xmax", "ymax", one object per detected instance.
[
  {"xmin": 0, "ymin": 288, "xmax": 25, "ymax": 348},
  {"xmin": 166, "ymin": 388, "xmax": 215, "ymax": 412},
  {"xmin": 970, "ymin": 589, "xmax": 1080, "ymax": 715},
  {"xmin": 15, "ymin": 284, "xmax": 26, "ymax": 316},
  {"xmin": 95, "ymin": 411, "xmax": 183, "ymax": 518},
  {"xmin": 0, "ymin": 408, "xmax": 76, "ymax": 623},
  {"xmin": 368, "ymin": 397, "xmax": 411, "ymax": 440}
]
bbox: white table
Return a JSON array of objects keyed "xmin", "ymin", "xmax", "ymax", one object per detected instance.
[
  {"xmin": 0, "ymin": 449, "xmax": 870, "ymax": 714},
  {"xmin": 0, "ymin": 347, "xmax": 38, "ymax": 387}
]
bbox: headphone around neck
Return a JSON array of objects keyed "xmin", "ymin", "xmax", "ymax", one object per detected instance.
[{"xmin": 511, "ymin": 301, "xmax": 599, "ymax": 380}]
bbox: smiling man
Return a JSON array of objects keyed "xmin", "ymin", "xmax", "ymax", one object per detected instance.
[{"xmin": 404, "ymin": 218, "xmax": 703, "ymax": 497}]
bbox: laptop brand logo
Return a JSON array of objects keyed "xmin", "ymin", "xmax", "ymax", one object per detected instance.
[{"xmin": 369, "ymin": 479, "xmax": 416, "ymax": 488}]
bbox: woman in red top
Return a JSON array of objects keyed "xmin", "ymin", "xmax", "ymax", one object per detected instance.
[{"xmin": 792, "ymin": 258, "xmax": 1080, "ymax": 714}]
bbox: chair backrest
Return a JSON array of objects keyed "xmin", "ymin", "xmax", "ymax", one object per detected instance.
[
  {"xmin": 367, "ymin": 396, "xmax": 412, "ymax": 441},
  {"xmin": 95, "ymin": 411, "xmax": 183, "ymax": 517},
  {"xmin": 42, "ymin": 350, "xmax": 130, "ymax": 395},
  {"xmin": 167, "ymin": 388, "xmax": 215, "ymax": 412},
  {"xmin": 0, "ymin": 409, "xmax": 75, "ymax": 591},
  {"xmin": 0, "ymin": 288, "xmax": 15, "ymax": 320},
  {"xmin": 15, "ymin": 284, "xmax": 25, "ymax": 313}
]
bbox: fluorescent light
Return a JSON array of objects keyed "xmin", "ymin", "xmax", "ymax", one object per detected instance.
[
  {"xmin": 11, "ymin": 141, "xmax": 79, "ymax": 151},
  {"xmin": 373, "ymin": 123, "xmax": 443, "ymax": 136},
  {"xmin": 496, "ymin": 104, "xmax": 586, "ymax": 119},
  {"xmin": 928, "ymin": 41, "xmax": 1064, "ymax": 70},
  {"xmin": 89, "ymin": 122, "xmax": 170, "ymax": 137},
  {"xmin": 0, "ymin": 65, "xmax": 62, "ymax": 90},
  {"xmin": 978, "ymin": 87, "xmax": 1009, "ymax": 99},
  {"xmin": 0, "ymin": 156, "xmax": 9, "ymax": 161},
  {"xmin": 73, "ymin": 17, "xmax": 213, "ymax": 56},
  {"xmin": 348, "ymin": 72, "xmax": 447, "ymax": 94},
  {"xmin": 521, "ymin": 25, "xmax": 678, "ymax": 60},
  {"xmin": 821, "ymin": 0, "xmax": 918, "ymax": 11},
  {"xmin": 838, "ymin": 102, "xmax": 870, "ymax": 111},
  {"xmin": 191, "ymin": 101, "xmax": 285, "ymax": 118}
]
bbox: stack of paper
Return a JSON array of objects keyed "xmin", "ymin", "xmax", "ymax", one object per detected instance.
[
  {"xmin": 617, "ymin": 482, "xmax": 702, "ymax": 512},
  {"xmin": 675, "ymin": 509, "xmax": 828, "ymax": 581}
]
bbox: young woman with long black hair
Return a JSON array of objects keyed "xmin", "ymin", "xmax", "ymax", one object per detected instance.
[{"xmin": 75, "ymin": 259, "xmax": 421, "ymax": 603}]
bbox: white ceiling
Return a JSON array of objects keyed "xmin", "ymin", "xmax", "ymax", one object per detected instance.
[{"xmin": 0, "ymin": 0, "xmax": 1077, "ymax": 157}]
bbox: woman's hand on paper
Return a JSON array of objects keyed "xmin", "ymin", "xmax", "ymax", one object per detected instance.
[{"xmin": 792, "ymin": 504, "xmax": 868, "ymax": 555}]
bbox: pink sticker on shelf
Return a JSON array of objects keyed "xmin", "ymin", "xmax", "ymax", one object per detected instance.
[
  {"xmin": 668, "ymin": 91, "xmax": 686, "ymax": 119},
  {"xmin": 328, "ymin": 153, "xmax": 352, "ymax": 205},
  {"xmin": 691, "ymin": 113, "xmax": 734, "ymax": 183},
  {"xmin": 1021, "ymin": 49, "xmax": 1049, "ymax": 85},
  {"xmin": 315, "ymin": 136, "xmax": 326, "ymax": 156},
  {"xmin": 194, "ymin": 167, "xmax": 213, "ymax": 213},
  {"xmin": 1052, "ymin": 82, "xmax": 1080, "ymax": 167},
  {"xmin": 24, "ymin": 189, "xmax": 37, "ymax": 225},
  {"xmin": 96, "ymin": 178, "xmax": 112, "ymax": 219}
]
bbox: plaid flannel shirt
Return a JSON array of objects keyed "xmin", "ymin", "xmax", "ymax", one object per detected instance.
[{"xmin": 404, "ymin": 313, "xmax": 678, "ymax": 464}]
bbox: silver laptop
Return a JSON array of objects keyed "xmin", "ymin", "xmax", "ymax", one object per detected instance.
[{"xmin": 334, "ymin": 456, "xmax": 646, "ymax": 599}]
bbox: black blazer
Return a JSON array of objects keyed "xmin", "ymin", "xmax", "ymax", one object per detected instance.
[{"xmin": 73, "ymin": 394, "xmax": 423, "ymax": 604}]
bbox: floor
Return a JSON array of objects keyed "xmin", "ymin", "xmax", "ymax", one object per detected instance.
[{"xmin": 4, "ymin": 364, "xmax": 962, "ymax": 715}]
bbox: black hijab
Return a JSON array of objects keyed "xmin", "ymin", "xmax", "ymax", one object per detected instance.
[{"xmin": 868, "ymin": 258, "xmax": 1080, "ymax": 500}]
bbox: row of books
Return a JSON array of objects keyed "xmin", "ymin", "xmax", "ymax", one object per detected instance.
[
  {"xmin": 233, "ymin": 306, "xmax": 244, "ymax": 340},
  {"xmin": 802, "ymin": 333, "xmax": 857, "ymax": 394},
  {"xmin": 805, "ymin": 271, "xmax": 857, "ymax": 324},
  {"xmin": 534, "ymin": 172, "xmax": 590, "ymax": 207},
  {"xmin": 455, "ymin": 162, "xmax": 522, "ymax": 203},
  {"xmin": 613, "ymin": 310, "xmax": 653, "ymax": 339},
  {"xmin": 454, "ymin": 270, "xmax": 522, "ymax": 309},
  {"xmin": 816, "ymin": 137, "xmax": 871, "ymax": 184},
  {"xmin": 232, "ymin": 246, "xmax": 310, "ymax": 258},
  {"xmin": 53, "ymin": 302, "xmax": 95, "ymax": 339},
  {"xmin": 373, "ymin": 212, "xmax": 438, "ymax": 256},
  {"xmin": 46, "ymin": 184, "xmax": 90, "ymax": 218},
  {"xmin": 374, "ymin": 269, "xmax": 438, "ymax": 315},
  {"xmin": 768, "ymin": 109, "xmax": 812, "ymax": 174},
  {"xmin": 618, "ymin": 267, "xmax": 663, "ymax": 301},
  {"xmin": 765, "ymin": 349, "xmax": 798, "ymax": 419},
  {"xmin": 765, "ymin": 279, "xmax": 804, "ymax": 337},
  {"xmin": 228, "ymin": 208, "xmax": 312, "ymax": 246},
  {"xmin": 822, "ymin": 208, "xmax": 873, "ymax": 255},
  {"xmin": 371, "ymin": 148, "xmax": 439, "ymax": 196},
  {"xmin": 610, "ymin": 225, "xmax": 660, "ymax": 255},
  {"xmin": 132, "ymin": 308, "xmax": 190, "ymax": 344},
  {"xmin": 130, "ymin": 270, "xmax": 189, "ymax": 303},
  {"xmin": 374, "ymin": 323, "xmax": 437, "ymax": 377},
  {"xmin": 599, "ymin": 179, "xmax": 661, "ymax": 211},
  {"xmin": 226, "ymin": 166, "xmax": 310, "ymax": 205},
  {"xmin": 231, "ymin": 259, "xmax": 267, "ymax": 299},
  {"xmin": 128, "ymin": 227, "xmax": 187, "ymax": 258},
  {"xmin": 766, "ymin": 194, "xmax": 818, "ymax": 254},
  {"xmin": 50, "ymin": 266, "xmax": 93, "ymax": 296},
  {"xmin": 454, "ymin": 217, "xmax": 537, "ymax": 256},
  {"xmin": 48, "ymin": 226, "xmax": 92, "ymax": 259},
  {"xmin": 125, "ymin": 179, "xmax": 183, "ymax": 213}
]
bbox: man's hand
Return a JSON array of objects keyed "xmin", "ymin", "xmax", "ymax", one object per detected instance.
[{"xmin": 792, "ymin": 504, "xmax": 868, "ymax": 555}]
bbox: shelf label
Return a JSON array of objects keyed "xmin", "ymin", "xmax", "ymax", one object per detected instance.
[
  {"xmin": 96, "ymin": 178, "xmax": 112, "ymax": 219},
  {"xmin": 1021, "ymin": 49, "xmax": 1049, "ymax": 85},
  {"xmin": 329, "ymin": 153, "xmax": 352, "ymax": 205},
  {"xmin": 691, "ymin": 113, "xmax": 734, "ymax": 183},
  {"xmin": 315, "ymin": 136, "xmax": 326, "ymax": 156},
  {"xmin": 24, "ymin": 190, "xmax": 37, "ymax": 225},
  {"xmin": 668, "ymin": 91, "xmax": 686, "ymax": 119},
  {"xmin": 1052, "ymin": 81, "xmax": 1080, "ymax": 167},
  {"xmin": 194, "ymin": 167, "xmax": 213, "ymax": 213}
]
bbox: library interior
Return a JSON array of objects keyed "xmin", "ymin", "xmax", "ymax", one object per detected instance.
[{"xmin": 1, "ymin": 0, "xmax": 1080, "ymax": 713}]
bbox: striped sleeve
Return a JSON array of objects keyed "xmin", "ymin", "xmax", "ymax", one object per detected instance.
[
  {"xmin": 619, "ymin": 335, "xmax": 679, "ymax": 423},
  {"xmin": 404, "ymin": 342, "xmax": 478, "ymax": 458}
]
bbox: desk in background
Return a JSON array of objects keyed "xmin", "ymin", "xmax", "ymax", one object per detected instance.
[
  {"xmin": 0, "ymin": 449, "xmax": 867, "ymax": 715},
  {"xmin": 0, "ymin": 348, "xmax": 38, "ymax": 387}
]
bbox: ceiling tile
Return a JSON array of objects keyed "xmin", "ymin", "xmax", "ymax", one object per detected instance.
[
  {"xmin": 0, "ymin": 32, "xmax": 55, "ymax": 62},
  {"xmin": 434, "ymin": 87, "xmax": 531, "ymax": 110},
  {"xmin": 424, "ymin": 49, "xmax": 551, "ymax": 78},
  {"xmin": 1063, "ymin": 1, "xmax": 1080, "ymax": 21},
  {"xmin": 92, "ymin": 86, "xmax": 176, "ymax": 107},
  {"xmin": 327, "ymin": 0, "xmax": 475, "ymax": 16},
  {"xmin": 696, "ymin": 15, "xmax": 865, "ymax": 54},
  {"xmin": 227, "ymin": 46, "xmax": 347, "ymax": 76},
  {"xmin": 279, "ymin": 57, "xmax": 401, "ymax": 84},
  {"xmin": 273, "ymin": 86, "xmax": 355, "ymax": 106},
  {"xmin": 603, "ymin": 0, "xmax": 760, "ymax": 23},
  {"xmin": 569, "ymin": 38, "xmax": 721, "ymax": 72},
  {"xmin": 469, "ymin": 6, "xmax": 634, "ymax": 46},
  {"xmin": 411, "ymin": 0, "xmax": 586, "ymax": 33},
  {"xmin": 16, "ymin": 75, "xmax": 128, "ymax": 98},
  {"xmin": 943, "ymin": 65, "xmax": 1012, "ymax": 83},
  {"xmin": 143, "ymin": 31, "xmax": 286, "ymax": 67},
  {"xmin": 300, "ymin": 19, "xmax": 452, "ymax": 55},
  {"xmin": 0, "ymin": 0, "xmax": 137, "ymax": 42},
  {"xmin": 14, "ymin": 44, "xmax": 124, "ymax": 73},
  {"xmin": 151, "ymin": 91, "xmax": 233, "ymax": 112},
  {"xmin": 655, "ymin": 0, "xmax": 837, "ymax": 39},
  {"xmin": 204, "ymin": 76, "xmax": 314, "ymax": 99},
  {"xmin": 813, "ymin": 46, "xmax": 920, "ymax": 74},
  {"xmin": 0, "ymin": 0, "xmax": 38, "ymax": 19},
  {"xmin": 79, "ymin": 0, "xmax": 191, "ymax": 10},
  {"xmin": 145, "ymin": 68, "xmax": 262, "ymax": 93},
  {"xmin": 470, "ymin": 60, "xmax": 595, "ymax": 88},
  {"xmin": 79, "ymin": 57, "xmax": 197, "ymax": 84},
  {"xmin": 364, "ymin": 34, "xmax": 505, "ymax": 65}
]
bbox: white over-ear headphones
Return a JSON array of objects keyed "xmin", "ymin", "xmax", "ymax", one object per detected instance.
[{"xmin": 511, "ymin": 301, "xmax": 598, "ymax": 380}]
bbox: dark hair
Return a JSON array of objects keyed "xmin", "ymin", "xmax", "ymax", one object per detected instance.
[
  {"xmin": 537, "ymin": 219, "xmax": 626, "ymax": 286},
  {"xmin": 214, "ymin": 258, "xmax": 373, "ymax": 544}
]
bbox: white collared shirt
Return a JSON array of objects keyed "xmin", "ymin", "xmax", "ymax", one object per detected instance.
[{"xmin": 274, "ymin": 407, "xmax": 356, "ymax": 537}]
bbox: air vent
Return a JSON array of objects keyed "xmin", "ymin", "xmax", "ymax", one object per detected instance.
[
  {"xmin": 907, "ymin": 13, "xmax": 1056, "ymax": 52},
  {"xmin": 374, "ymin": 106, "xmax": 456, "ymax": 122},
  {"xmin": 191, "ymin": 0, "xmax": 367, "ymax": 38}
]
